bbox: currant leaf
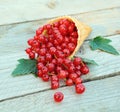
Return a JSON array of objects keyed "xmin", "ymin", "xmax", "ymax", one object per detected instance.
[
  {"xmin": 12, "ymin": 58, "xmax": 37, "ymax": 77},
  {"xmin": 89, "ymin": 36, "xmax": 119, "ymax": 55},
  {"xmin": 81, "ymin": 58, "xmax": 98, "ymax": 65}
]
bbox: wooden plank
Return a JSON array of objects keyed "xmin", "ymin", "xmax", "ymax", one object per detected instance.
[
  {"xmin": 0, "ymin": 76, "xmax": 120, "ymax": 112},
  {"xmin": 0, "ymin": 7, "xmax": 120, "ymax": 57},
  {"xmin": 0, "ymin": 0, "xmax": 120, "ymax": 25},
  {"xmin": 0, "ymin": 35, "xmax": 120, "ymax": 101}
]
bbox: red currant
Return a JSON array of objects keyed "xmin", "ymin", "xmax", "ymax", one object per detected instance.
[
  {"xmin": 73, "ymin": 57, "xmax": 82, "ymax": 66},
  {"xmin": 80, "ymin": 65, "xmax": 89, "ymax": 74},
  {"xmin": 54, "ymin": 92, "xmax": 64, "ymax": 102},
  {"xmin": 66, "ymin": 79, "xmax": 73, "ymax": 86},
  {"xmin": 42, "ymin": 74, "xmax": 49, "ymax": 82},
  {"xmin": 75, "ymin": 83, "xmax": 85, "ymax": 94},
  {"xmin": 51, "ymin": 81, "xmax": 59, "ymax": 89},
  {"xmin": 75, "ymin": 78, "xmax": 82, "ymax": 84},
  {"xmin": 58, "ymin": 70, "xmax": 67, "ymax": 79}
]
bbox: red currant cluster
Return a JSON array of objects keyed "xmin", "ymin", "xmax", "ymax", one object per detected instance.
[{"xmin": 25, "ymin": 18, "xmax": 89, "ymax": 102}]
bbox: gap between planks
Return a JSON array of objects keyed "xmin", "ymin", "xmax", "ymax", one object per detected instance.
[
  {"xmin": 0, "ymin": 6, "xmax": 119, "ymax": 27},
  {"xmin": 0, "ymin": 74, "xmax": 119, "ymax": 103},
  {"xmin": 0, "ymin": 75, "xmax": 120, "ymax": 112},
  {"xmin": 0, "ymin": 0, "xmax": 120, "ymax": 25}
]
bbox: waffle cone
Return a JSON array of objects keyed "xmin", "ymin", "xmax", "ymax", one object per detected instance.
[{"xmin": 48, "ymin": 16, "xmax": 92, "ymax": 59}]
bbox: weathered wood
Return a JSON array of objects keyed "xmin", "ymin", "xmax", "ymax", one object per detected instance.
[
  {"xmin": 0, "ymin": 7, "xmax": 120, "ymax": 57},
  {"xmin": 0, "ymin": 76, "xmax": 120, "ymax": 112},
  {"xmin": 0, "ymin": 35, "xmax": 119, "ymax": 101},
  {"xmin": 0, "ymin": 0, "xmax": 120, "ymax": 25}
]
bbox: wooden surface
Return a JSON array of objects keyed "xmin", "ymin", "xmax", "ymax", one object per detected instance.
[{"xmin": 0, "ymin": 0, "xmax": 120, "ymax": 112}]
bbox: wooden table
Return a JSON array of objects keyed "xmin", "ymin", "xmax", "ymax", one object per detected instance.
[{"xmin": 0, "ymin": 0, "xmax": 120, "ymax": 112}]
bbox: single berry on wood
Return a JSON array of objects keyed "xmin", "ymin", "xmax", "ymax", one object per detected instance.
[
  {"xmin": 75, "ymin": 83, "xmax": 85, "ymax": 94},
  {"xmin": 54, "ymin": 92, "xmax": 64, "ymax": 102}
]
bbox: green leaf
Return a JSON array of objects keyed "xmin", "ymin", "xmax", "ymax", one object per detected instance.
[
  {"xmin": 89, "ymin": 36, "xmax": 119, "ymax": 55},
  {"xmin": 12, "ymin": 58, "xmax": 37, "ymax": 77},
  {"xmin": 81, "ymin": 58, "xmax": 98, "ymax": 65}
]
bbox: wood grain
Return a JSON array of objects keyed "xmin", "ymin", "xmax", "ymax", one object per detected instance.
[
  {"xmin": 0, "ymin": 0, "xmax": 120, "ymax": 25},
  {"xmin": 0, "ymin": 76, "xmax": 120, "ymax": 112},
  {"xmin": 0, "ymin": 35, "xmax": 119, "ymax": 101}
]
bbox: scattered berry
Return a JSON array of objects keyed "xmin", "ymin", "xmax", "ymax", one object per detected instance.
[
  {"xmin": 75, "ymin": 84, "xmax": 85, "ymax": 94},
  {"xmin": 54, "ymin": 92, "xmax": 64, "ymax": 102}
]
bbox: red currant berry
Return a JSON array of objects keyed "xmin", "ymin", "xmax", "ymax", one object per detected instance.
[
  {"xmin": 58, "ymin": 70, "xmax": 67, "ymax": 79},
  {"xmin": 47, "ymin": 63, "xmax": 55, "ymax": 72},
  {"xmin": 25, "ymin": 48, "xmax": 31, "ymax": 54},
  {"xmin": 80, "ymin": 65, "xmax": 89, "ymax": 74},
  {"xmin": 34, "ymin": 35, "xmax": 39, "ymax": 40},
  {"xmin": 59, "ymin": 24, "xmax": 68, "ymax": 36},
  {"xmin": 37, "ymin": 56, "xmax": 45, "ymax": 63},
  {"xmin": 54, "ymin": 92, "xmax": 64, "ymax": 102},
  {"xmin": 46, "ymin": 42, "xmax": 53, "ymax": 48},
  {"xmin": 75, "ymin": 84, "xmax": 85, "ymax": 94},
  {"xmin": 71, "ymin": 31, "xmax": 78, "ymax": 38},
  {"xmin": 63, "ymin": 49, "xmax": 70, "ymax": 57},
  {"xmin": 39, "ymin": 48, "xmax": 46, "ymax": 56},
  {"xmin": 46, "ymin": 53, "xmax": 52, "ymax": 62},
  {"xmin": 51, "ymin": 75, "xmax": 59, "ymax": 82},
  {"xmin": 37, "ymin": 70, "xmax": 43, "ymax": 77},
  {"xmin": 68, "ymin": 25, "xmax": 74, "ymax": 33},
  {"xmin": 76, "ymin": 65, "xmax": 81, "ymax": 70},
  {"xmin": 57, "ymin": 58, "xmax": 63, "ymax": 65},
  {"xmin": 63, "ymin": 58, "xmax": 71, "ymax": 67},
  {"xmin": 27, "ymin": 39, "xmax": 34, "ymax": 46},
  {"xmin": 51, "ymin": 59, "xmax": 57, "ymax": 65},
  {"xmin": 29, "ymin": 52, "xmax": 35, "ymax": 59},
  {"xmin": 42, "ymin": 66, "xmax": 48, "ymax": 74},
  {"xmin": 36, "ymin": 27, "xmax": 43, "ymax": 35},
  {"xmin": 73, "ymin": 57, "xmax": 82, "ymax": 66},
  {"xmin": 66, "ymin": 79, "xmax": 73, "ymax": 86},
  {"xmin": 69, "ymin": 73, "xmax": 78, "ymax": 81},
  {"xmin": 38, "ymin": 34, "xmax": 45, "ymax": 43},
  {"xmin": 75, "ymin": 78, "xmax": 82, "ymax": 84},
  {"xmin": 49, "ymin": 47, "xmax": 56, "ymax": 55},
  {"xmin": 37, "ymin": 62, "xmax": 44, "ymax": 70},
  {"xmin": 56, "ymin": 35, "xmax": 63, "ymax": 44},
  {"xmin": 68, "ymin": 43, "xmax": 76, "ymax": 52},
  {"xmin": 68, "ymin": 65, "xmax": 75, "ymax": 73},
  {"xmin": 76, "ymin": 70, "xmax": 82, "ymax": 77},
  {"xmin": 53, "ymin": 22, "xmax": 60, "ymax": 27},
  {"xmin": 42, "ymin": 74, "xmax": 49, "ymax": 82},
  {"xmin": 56, "ymin": 66, "xmax": 62, "ymax": 73},
  {"xmin": 32, "ymin": 40, "xmax": 39, "ymax": 48},
  {"xmin": 64, "ymin": 36, "xmax": 69, "ymax": 43},
  {"xmin": 51, "ymin": 81, "xmax": 59, "ymax": 89}
]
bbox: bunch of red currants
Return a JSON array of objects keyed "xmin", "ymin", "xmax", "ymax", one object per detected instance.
[{"xmin": 25, "ymin": 19, "xmax": 89, "ymax": 102}]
